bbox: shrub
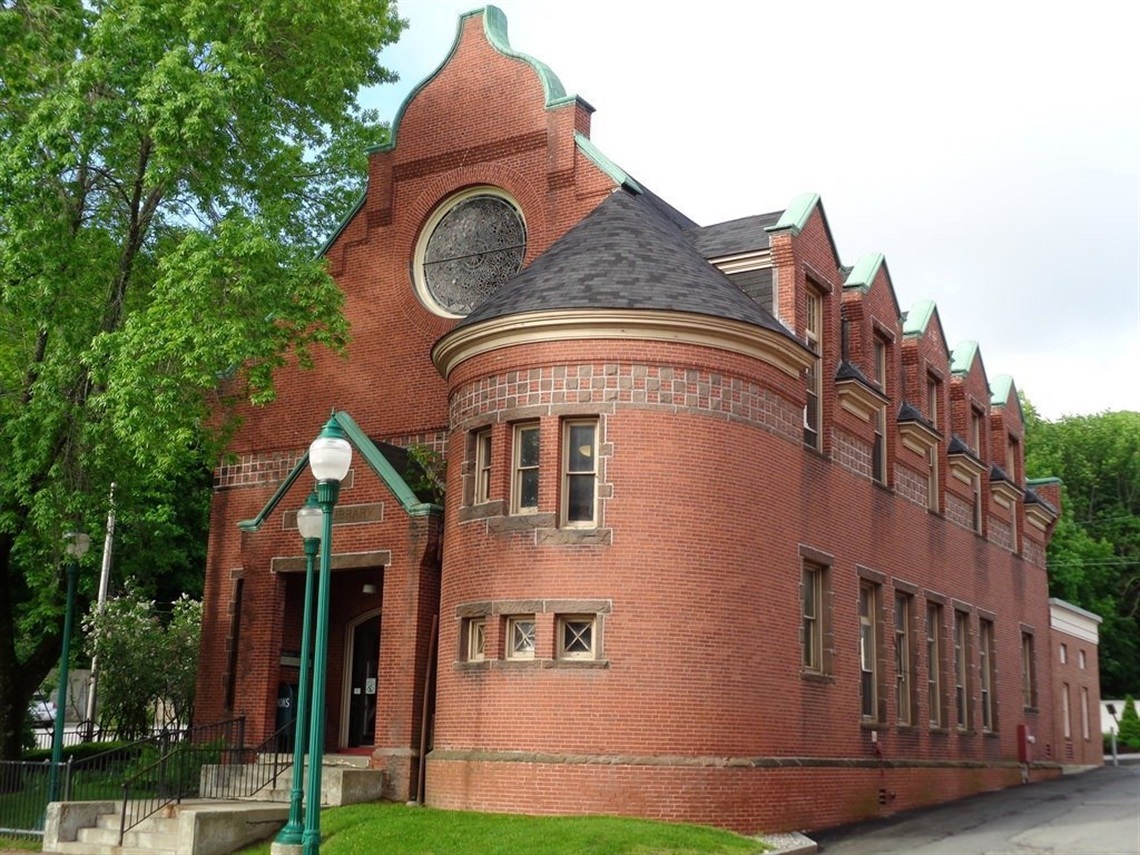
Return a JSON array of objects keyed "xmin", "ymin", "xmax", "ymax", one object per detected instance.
[{"xmin": 1117, "ymin": 695, "xmax": 1140, "ymax": 750}]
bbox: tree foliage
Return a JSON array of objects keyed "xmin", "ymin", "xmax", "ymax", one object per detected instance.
[
  {"xmin": 1023, "ymin": 405, "xmax": 1140, "ymax": 696},
  {"xmin": 1117, "ymin": 695, "xmax": 1140, "ymax": 750},
  {"xmin": 0, "ymin": 0, "xmax": 404, "ymax": 759},
  {"xmin": 83, "ymin": 588, "xmax": 201, "ymax": 737}
]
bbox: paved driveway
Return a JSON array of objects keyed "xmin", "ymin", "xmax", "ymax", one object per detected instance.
[{"xmin": 814, "ymin": 766, "xmax": 1139, "ymax": 855}]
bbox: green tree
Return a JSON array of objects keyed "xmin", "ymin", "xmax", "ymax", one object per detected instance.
[
  {"xmin": 83, "ymin": 588, "xmax": 202, "ymax": 737},
  {"xmin": 1024, "ymin": 403, "xmax": 1140, "ymax": 696},
  {"xmin": 0, "ymin": 0, "xmax": 404, "ymax": 760},
  {"xmin": 1117, "ymin": 695, "xmax": 1140, "ymax": 750}
]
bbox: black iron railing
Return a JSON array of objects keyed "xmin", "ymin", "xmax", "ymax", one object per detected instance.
[
  {"xmin": 117, "ymin": 717, "xmax": 293, "ymax": 844},
  {"xmin": 0, "ymin": 737, "xmax": 155, "ymax": 838}
]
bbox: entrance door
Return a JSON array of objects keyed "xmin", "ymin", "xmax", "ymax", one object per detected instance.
[{"xmin": 346, "ymin": 614, "xmax": 379, "ymax": 747}]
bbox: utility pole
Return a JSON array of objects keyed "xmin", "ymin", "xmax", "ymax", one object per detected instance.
[{"xmin": 82, "ymin": 483, "xmax": 115, "ymax": 733}]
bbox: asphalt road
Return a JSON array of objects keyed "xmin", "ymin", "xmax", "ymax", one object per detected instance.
[{"xmin": 814, "ymin": 766, "xmax": 1139, "ymax": 855}]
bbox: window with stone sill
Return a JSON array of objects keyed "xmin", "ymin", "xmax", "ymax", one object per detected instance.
[
  {"xmin": 474, "ymin": 428, "xmax": 492, "ymax": 505},
  {"xmin": 506, "ymin": 616, "xmax": 535, "ymax": 661},
  {"xmin": 562, "ymin": 419, "xmax": 598, "ymax": 528},
  {"xmin": 464, "ymin": 617, "xmax": 486, "ymax": 662},
  {"xmin": 512, "ymin": 423, "xmax": 540, "ymax": 514},
  {"xmin": 557, "ymin": 615, "xmax": 596, "ymax": 661},
  {"xmin": 802, "ymin": 562, "xmax": 827, "ymax": 674}
]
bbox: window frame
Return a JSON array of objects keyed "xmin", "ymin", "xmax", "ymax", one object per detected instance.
[
  {"xmin": 895, "ymin": 592, "xmax": 914, "ymax": 725},
  {"xmin": 505, "ymin": 615, "xmax": 536, "ymax": 661},
  {"xmin": 803, "ymin": 288, "xmax": 823, "ymax": 451},
  {"xmin": 465, "ymin": 617, "xmax": 487, "ymax": 663},
  {"xmin": 556, "ymin": 614, "xmax": 597, "ymax": 661},
  {"xmin": 802, "ymin": 563, "xmax": 825, "ymax": 673},
  {"xmin": 1021, "ymin": 631, "xmax": 1037, "ymax": 709},
  {"xmin": 927, "ymin": 603, "xmax": 944, "ymax": 728},
  {"xmin": 927, "ymin": 444, "xmax": 940, "ymax": 512},
  {"xmin": 954, "ymin": 610, "xmax": 970, "ymax": 731},
  {"xmin": 474, "ymin": 428, "xmax": 493, "ymax": 505},
  {"xmin": 511, "ymin": 422, "xmax": 540, "ymax": 514},
  {"xmin": 859, "ymin": 582, "xmax": 880, "ymax": 722},
  {"xmin": 1062, "ymin": 681, "xmax": 1071, "ymax": 740},
  {"xmin": 561, "ymin": 419, "xmax": 598, "ymax": 528},
  {"xmin": 926, "ymin": 374, "xmax": 940, "ymax": 428},
  {"xmin": 979, "ymin": 619, "xmax": 996, "ymax": 733}
]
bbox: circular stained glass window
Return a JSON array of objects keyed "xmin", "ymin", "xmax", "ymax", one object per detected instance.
[{"xmin": 419, "ymin": 192, "xmax": 527, "ymax": 317}]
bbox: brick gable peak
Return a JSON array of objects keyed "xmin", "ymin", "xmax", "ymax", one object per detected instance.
[{"xmin": 370, "ymin": 5, "xmax": 593, "ymax": 157}]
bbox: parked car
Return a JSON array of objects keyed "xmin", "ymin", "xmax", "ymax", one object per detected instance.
[{"xmin": 28, "ymin": 699, "xmax": 56, "ymax": 726}]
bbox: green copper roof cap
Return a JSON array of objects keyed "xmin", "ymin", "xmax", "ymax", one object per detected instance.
[
  {"xmin": 575, "ymin": 133, "xmax": 642, "ymax": 194},
  {"xmin": 765, "ymin": 192, "xmax": 820, "ymax": 237},
  {"xmin": 1027, "ymin": 476, "xmax": 1063, "ymax": 486},
  {"xmin": 237, "ymin": 410, "xmax": 440, "ymax": 531},
  {"xmin": 950, "ymin": 340, "xmax": 980, "ymax": 376},
  {"xmin": 368, "ymin": 6, "xmax": 588, "ymax": 155},
  {"xmin": 990, "ymin": 374, "xmax": 1025, "ymax": 422},
  {"xmin": 316, "ymin": 190, "xmax": 367, "ymax": 259},
  {"xmin": 844, "ymin": 252, "xmax": 885, "ymax": 293},
  {"xmin": 903, "ymin": 299, "xmax": 937, "ymax": 337}
]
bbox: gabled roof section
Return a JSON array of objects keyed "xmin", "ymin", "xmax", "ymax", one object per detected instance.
[
  {"xmin": 456, "ymin": 188, "xmax": 793, "ymax": 336},
  {"xmin": 764, "ymin": 191, "xmax": 843, "ymax": 269},
  {"xmin": 990, "ymin": 374, "xmax": 1025, "ymax": 422},
  {"xmin": 902, "ymin": 299, "xmax": 935, "ymax": 336},
  {"xmin": 575, "ymin": 132, "xmax": 642, "ymax": 194},
  {"xmin": 687, "ymin": 211, "xmax": 783, "ymax": 258},
  {"xmin": 765, "ymin": 192, "xmax": 820, "ymax": 237},
  {"xmin": 843, "ymin": 252, "xmax": 903, "ymax": 320},
  {"xmin": 950, "ymin": 340, "xmax": 987, "ymax": 381},
  {"xmin": 370, "ymin": 6, "xmax": 587, "ymax": 155},
  {"xmin": 236, "ymin": 411, "xmax": 440, "ymax": 532}
]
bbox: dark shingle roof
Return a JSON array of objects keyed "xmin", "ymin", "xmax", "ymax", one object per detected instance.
[
  {"xmin": 1023, "ymin": 487, "xmax": 1057, "ymax": 515},
  {"xmin": 458, "ymin": 189, "xmax": 792, "ymax": 338},
  {"xmin": 685, "ymin": 211, "xmax": 782, "ymax": 258}
]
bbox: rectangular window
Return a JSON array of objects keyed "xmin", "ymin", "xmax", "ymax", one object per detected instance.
[
  {"xmin": 980, "ymin": 619, "xmax": 996, "ymax": 732},
  {"xmin": 1081, "ymin": 687, "xmax": 1090, "ymax": 740},
  {"xmin": 505, "ymin": 616, "xmax": 535, "ymax": 660},
  {"xmin": 859, "ymin": 582, "xmax": 879, "ymax": 721},
  {"xmin": 1021, "ymin": 632, "xmax": 1037, "ymax": 709},
  {"xmin": 1079, "ymin": 649, "xmax": 1086, "ymax": 669},
  {"xmin": 954, "ymin": 610, "xmax": 970, "ymax": 730},
  {"xmin": 1006, "ymin": 436, "xmax": 1018, "ymax": 482},
  {"xmin": 972, "ymin": 475, "xmax": 983, "ymax": 534},
  {"xmin": 512, "ymin": 423, "xmax": 540, "ymax": 513},
  {"xmin": 802, "ymin": 563, "xmax": 824, "ymax": 673},
  {"xmin": 562, "ymin": 420, "xmax": 598, "ymax": 526},
  {"xmin": 1059, "ymin": 642, "xmax": 1067, "ymax": 664},
  {"xmin": 926, "ymin": 375, "xmax": 940, "ymax": 427},
  {"xmin": 895, "ymin": 593, "xmax": 913, "ymax": 725},
  {"xmin": 804, "ymin": 289, "xmax": 822, "ymax": 450},
  {"xmin": 1062, "ymin": 682, "xmax": 1071, "ymax": 739},
  {"xmin": 466, "ymin": 617, "xmax": 486, "ymax": 662},
  {"xmin": 557, "ymin": 615, "xmax": 596, "ymax": 661},
  {"xmin": 474, "ymin": 429, "xmax": 492, "ymax": 504},
  {"xmin": 872, "ymin": 405, "xmax": 887, "ymax": 485},
  {"xmin": 970, "ymin": 407, "xmax": 984, "ymax": 456},
  {"xmin": 874, "ymin": 337, "xmax": 888, "ymax": 390},
  {"xmin": 927, "ymin": 445, "xmax": 939, "ymax": 512},
  {"xmin": 927, "ymin": 603, "xmax": 944, "ymax": 727}
]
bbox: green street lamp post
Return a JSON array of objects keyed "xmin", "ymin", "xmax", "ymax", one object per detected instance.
[
  {"xmin": 49, "ymin": 531, "xmax": 91, "ymax": 803},
  {"xmin": 274, "ymin": 492, "xmax": 323, "ymax": 848},
  {"xmin": 302, "ymin": 416, "xmax": 352, "ymax": 855}
]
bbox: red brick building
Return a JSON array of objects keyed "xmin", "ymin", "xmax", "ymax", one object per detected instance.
[{"xmin": 195, "ymin": 6, "xmax": 1099, "ymax": 834}]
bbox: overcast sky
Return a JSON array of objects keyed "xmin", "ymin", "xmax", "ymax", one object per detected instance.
[{"xmin": 361, "ymin": 1, "xmax": 1139, "ymax": 421}]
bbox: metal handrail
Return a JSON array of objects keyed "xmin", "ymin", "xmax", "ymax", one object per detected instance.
[{"xmin": 118, "ymin": 717, "xmax": 246, "ymax": 844}]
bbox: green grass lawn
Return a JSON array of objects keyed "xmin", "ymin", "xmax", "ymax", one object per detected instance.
[{"xmin": 236, "ymin": 803, "xmax": 768, "ymax": 855}]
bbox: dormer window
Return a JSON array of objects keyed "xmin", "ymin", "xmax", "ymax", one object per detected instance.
[{"xmin": 803, "ymin": 288, "xmax": 822, "ymax": 451}]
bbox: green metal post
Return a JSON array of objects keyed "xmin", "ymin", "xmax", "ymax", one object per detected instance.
[
  {"xmin": 275, "ymin": 521, "xmax": 320, "ymax": 846},
  {"xmin": 48, "ymin": 559, "xmax": 79, "ymax": 803},
  {"xmin": 302, "ymin": 479, "xmax": 339, "ymax": 855}
]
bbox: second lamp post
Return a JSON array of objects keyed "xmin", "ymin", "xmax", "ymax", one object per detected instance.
[{"xmin": 301, "ymin": 416, "xmax": 352, "ymax": 855}]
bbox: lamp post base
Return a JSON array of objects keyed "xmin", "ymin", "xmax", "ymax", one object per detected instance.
[{"xmin": 271, "ymin": 842, "xmax": 304, "ymax": 855}]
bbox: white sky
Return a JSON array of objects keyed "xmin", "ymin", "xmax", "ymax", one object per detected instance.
[{"xmin": 362, "ymin": 0, "xmax": 1140, "ymax": 421}]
